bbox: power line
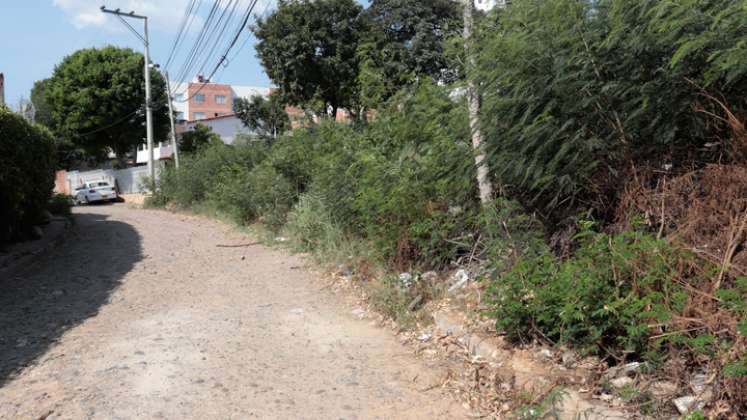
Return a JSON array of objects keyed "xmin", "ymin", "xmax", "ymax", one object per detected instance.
[
  {"xmin": 173, "ymin": 0, "xmax": 224, "ymax": 88},
  {"xmin": 175, "ymin": 0, "xmax": 261, "ymax": 103},
  {"xmin": 192, "ymin": 0, "xmax": 243, "ymax": 78},
  {"xmin": 165, "ymin": 0, "xmax": 201, "ymax": 70},
  {"xmin": 78, "ymin": 108, "xmax": 142, "ymax": 137}
]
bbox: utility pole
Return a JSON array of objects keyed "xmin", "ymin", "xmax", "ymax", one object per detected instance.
[
  {"xmin": 100, "ymin": 6, "xmax": 155, "ymax": 181},
  {"xmin": 463, "ymin": 0, "xmax": 493, "ymax": 205},
  {"xmin": 164, "ymin": 71, "xmax": 180, "ymax": 169}
]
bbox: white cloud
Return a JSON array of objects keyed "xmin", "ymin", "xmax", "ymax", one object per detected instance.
[{"xmin": 53, "ymin": 0, "xmax": 196, "ymax": 31}]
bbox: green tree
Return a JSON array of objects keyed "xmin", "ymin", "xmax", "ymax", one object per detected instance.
[
  {"xmin": 46, "ymin": 46, "xmax": 170, "ymax": 159},
  {"xmin": 357, "ymin": 0, "xmax": 462, "ymax": 106},
  {"xmin": 179, "ymin": 123, "xmax": 222, "ymax": 153},
  {"xmin": 30, "ymin": 79, "xmax": 54, "ymax": 128},
  {"xmin": 233, "ymin": 92, "xmax": 290, "ymax": 140},
  {"xmin": 252, "ymin": 0, "xmax": 363, "ymax": 118},
  {"xmin": 0, "ymin": 107, "xmax": 56, "ymax": 242}
]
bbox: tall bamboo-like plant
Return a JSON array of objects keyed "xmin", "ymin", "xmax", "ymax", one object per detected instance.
[{"xmin": 476, "ymin": 0, "xmax": 747, "ymax": 225}]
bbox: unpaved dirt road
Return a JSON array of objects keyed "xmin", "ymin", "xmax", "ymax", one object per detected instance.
[{"xmin": 0, "ymin": 204, "xmax": 462, "ymax": 419}]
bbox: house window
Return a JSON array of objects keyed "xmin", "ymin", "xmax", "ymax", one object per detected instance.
[
  {"xmin": 194, "ymin": 93, "xmax": 205, "ymax": 103},
  {"xmin": 193, "ymin": 112, "xmax": 205, "ymax": 120},
  {"xmin": 176, "ymin": 111, "xmax": 185, "ymax": 121},
  {"xmin": 215, "ymin": 95, "xmax": 226, "ymax": 104}
]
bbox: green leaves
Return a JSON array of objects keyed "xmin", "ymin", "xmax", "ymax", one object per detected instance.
[
  {"xmin": 477, "ymin": 0, "xmax": 747, "ymax": 225},
  {"xmin": 233, "ymin": 92, "xmax": 290, "ymax": 140},
  {"xmin": 0, "ymin": 107, "xmax": 57, "ymax": 242},
  {"xmin": 46, "ymin": 46, "xmax": 170, "ymax": 159},
  {"xmin": 252, "ymin": 0, "xmax": 363, "ymax": 117}
]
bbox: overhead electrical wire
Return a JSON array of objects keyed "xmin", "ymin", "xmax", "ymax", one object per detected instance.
[
  {"xmin": 175, "ymin": 0, "xmax": 261, "ymax": 102},
  {"xmin": 164, "ymin": 0, "xmax": 202, "ymax": 70},
  {"xmin": 172, "ymin": 0, "xmax": 224, "ymax": 88},
  {"xmin": 78, "ymin": 108, "xmax": 143, "ymax": 137}
]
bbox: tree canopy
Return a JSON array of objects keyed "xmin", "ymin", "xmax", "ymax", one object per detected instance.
[
  {"xmin": 46, "ymin": 46, "xmax": 170, "ymax": 159},
  {"xmin": 252, "ymin": 0, "xmax": 363, "ymax": 118},
  {"xmin": 179, "ymin": 123, "xmax": 222, "ymax": 153},
  {"xmin": 30, "ymin": 79, "xmax": 54, "ymax": 129},
  {"xmin": 357, "ymin": 0, "xmax": 462, "ymax": 106},
  {"xmin": 233, "ymin": 92, "xmax": 290, "ymax": 140}
]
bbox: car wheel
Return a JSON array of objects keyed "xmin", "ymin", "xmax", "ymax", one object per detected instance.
[{"xmin": 83, "ymin": 196, "xmax": 90, "ymax": 205}]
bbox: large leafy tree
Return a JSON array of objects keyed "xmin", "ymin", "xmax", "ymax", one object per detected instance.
[
  {"xmin": 179, "ymin": 123, "xmax": 222, "ymax": 154},
  {"xmin": 46, "ymin": 46, "xmax": 170, "ymax": 158},
  {"xmin": 252, "ymin": 0, "xmax": 363, "ymax": 118},
  {"xmin": 30, "ymin": 79, "xmax": 54, "ymax": 129},
  {"xmin": 357, "ymin": 0, "xmax": 462, "ymax": 106},
  {"xmin": 233, "ymin": 91, "xmax": 290, "ymax": 140}
]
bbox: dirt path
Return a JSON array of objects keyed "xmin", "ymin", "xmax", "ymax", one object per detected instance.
[{"xmin": 0, "ymin": 204, "xmax": 462, "ymax": 420}]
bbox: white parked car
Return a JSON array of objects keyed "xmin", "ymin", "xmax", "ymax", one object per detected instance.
[{"xmin": 73, "ymin": 181, "xmax": 118, "ymax": 205}]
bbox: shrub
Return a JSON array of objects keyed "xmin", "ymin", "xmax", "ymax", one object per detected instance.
[
  {"xmin": 0, "ymin": 107, "xmax": 56, "ymax": 243},
  {"xmin": 246, "ymin": 162, "xmax": 296, "ymax": 230},
  {"xmin": 488, "ymin": 222, "xmax": 747, "ymax": 371},
  {"xmin": 477, "ymin": 0, "xmax": 747, "ymax": 227},
  {"xmin": 151, "ymin": 141, "xmax": 267, "ymax": 211},
  {"xmin": 285, "ymin": 192, "xmax": 344, "ymax": 254},
  {"xmin": 48, "ymin": 193, "xmax": 72, "ymax": 218}
]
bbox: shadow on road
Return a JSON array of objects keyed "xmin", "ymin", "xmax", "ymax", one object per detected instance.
[{"xmin": 0, "ymin": 210, "xmax": 142, "ymax": 385}]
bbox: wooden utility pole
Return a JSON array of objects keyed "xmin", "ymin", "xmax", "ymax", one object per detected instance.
[{"xmin": 463, "ymin": 0, "xmax": 493, "ymax": 205}]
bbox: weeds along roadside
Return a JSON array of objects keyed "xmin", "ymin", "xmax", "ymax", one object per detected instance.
[{"xmin": 145, "ymin": 81, "xmax": 746, "ymax": 416}]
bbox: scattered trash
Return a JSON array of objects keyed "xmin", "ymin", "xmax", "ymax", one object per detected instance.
[
  {"xmin": 447, "ymin": 269, "xmax": 470, "ymax": 292},
  {"xmin": 275, "ymin": 237, "xmax": 287, "ymax": 242},
  {"xmin": 16, "ymin": 338, "xmax": 28, "ymax": 348},
  {"xmin": 351, "ymin": 308, "xmax": 365, "ymax": 317},
  {"xmin": 609, "ymin": 376, "xmax": 633, "ymax": 388},
  {"xmin": 52, "ymin": 290, "xmax": 64, "ymax": 297},
  {"xmin": 538, "ymin": 348, "xmax": 554, "ymax": 359},
  {"xmin": 673, "ymin": 395, "xmax": 698, "ymax": 415},
  {"xmin": 289, "ymin": 308, "xmax": 304, "ymax": 315},
  {"xmin": 421, "ymin": 271, "xmax": 438, "ymax": 282},
  {"xmin": 417, "ymin": 332, "xmax": 432, "ymax": 342},
  {"xmin": 407, "ymin": 294, "xmax": 423, "ymax": 311},
  {"xmin": 399, "ymin": 272, "xmax": 413, "ymax": 288},
  {"xmin": 340, "ymin": 266, "xmax": 354, "ymax": 277}
]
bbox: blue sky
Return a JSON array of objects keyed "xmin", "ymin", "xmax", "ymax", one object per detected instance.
[{"xmin": 1, "ymin": 0, "xmax": 368, "ymax": 108}]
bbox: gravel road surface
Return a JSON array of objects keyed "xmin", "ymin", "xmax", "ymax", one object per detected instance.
[{"xmin": 0, "ymin": 204, "xmax": 461, "ymax": 419}]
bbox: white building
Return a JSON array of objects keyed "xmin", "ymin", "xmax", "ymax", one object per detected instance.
[
  {"xmin": 181, "ymin": 113, "xmax": 254, "ymax": 145},
  {"xmin": 475, "ymin": 0, "xmax": 501, "ymax": 11}
]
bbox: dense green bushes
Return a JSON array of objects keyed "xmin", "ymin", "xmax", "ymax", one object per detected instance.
[
  {"xmin": 477, "ymin": 0, "xmax": 747, "ymax": 224},
  {"xmin": 153, "ymin": 82, "xmax": 480, "ymax": 268},
  {"xmin": 149, "ymin": 1, "xmax": 747, "ymax": 411},
  {"xmin": 0, "ymin": 107, "xmax": 57, "ymax": 243}
]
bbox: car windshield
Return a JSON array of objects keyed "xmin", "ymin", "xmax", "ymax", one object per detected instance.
[{"xmin": 93, "ymin": 182, "xmax": 109, "ymax": 187}]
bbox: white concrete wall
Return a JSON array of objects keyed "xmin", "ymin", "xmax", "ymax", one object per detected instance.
[
  {"xmin": 184, "ymin": 115, "xmax": 255, "ymax": 145},
  {"xmin": 67, "ymin": 165, "xmax": 154, "ymax": 194}
]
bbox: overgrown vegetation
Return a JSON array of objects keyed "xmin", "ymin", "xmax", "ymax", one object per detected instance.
[
  {"xmin": 0, "ymin": 106, "xmax": 57, "ymax": 243},
  {"xmin": 150, "ymin": 0, "xmax": 747, "ymax": 414}
]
